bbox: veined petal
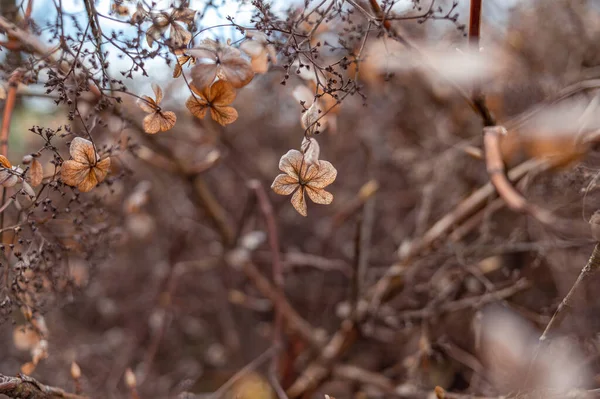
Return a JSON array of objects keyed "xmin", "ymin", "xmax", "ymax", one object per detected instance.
[
  {"xmin": 93, "ymin": 157, "xmax": 111, "ymax": 183},
  {"xmin": 69, "ymin": 137, "xmax": 96, "ymax": 165},
  {"xmin": 305, "ymin": 159, "xmax": 337, "ymax": 189},
  {"xmin": 305, "ymin": 186, "xmax": 333, "ymax": 205},
  {"xmin": 278, "ymin": 149, "xmax": 303, "ymax": 178},
  {"xmin": 77, "ymin": 169, "xmax": 99, "ymax": 193},
  {"xmin": 291, "ymin": 186, "xmax": 307, "ymax": 216},
  {"xmin": 61, "ymin": 160, "xmax": 89, "ymax": 187},
  {"xmin": 210, "ymin": 105, "xmax": 238, "ymax": 126},
  {"xmin": 190, "ymin": 62, "xmax": 219, "ymax": 90},
  {"xmin": 271, "ymin": 174, "xmax": 298, "ymax": 196}
]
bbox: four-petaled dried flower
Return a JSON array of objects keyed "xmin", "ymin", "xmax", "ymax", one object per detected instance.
[
  {"xmin": 239, "ymin": 32, "xmax": 277, "ymax": 74},
  {"xmin": 173, "ymin": 54, "xmax": 195, "ymax": 78},
  {"xmin": 186, "ymin": 80, "xmax": 238, "ymax": 126},
  {"xmin": 146, "ymin": 7, "xmax": 196, "ymax": 50},
  {"xmin": 271, "ymin": 149, "xmax": 336, "ymax": 216},
  {"xmin": 111, "ymin": 0, "xmax": 129, "ymax": 17},
  {"xmin": 138, "ymin": 83, "xmax": 177, "ymax": 134},
  {"xmin": 61, "ymin": 137, "xmax": 111, "ymax": 193},
  {"xmin": 189, "ymin": 39, "xmax": 254, "ymax": 90}
]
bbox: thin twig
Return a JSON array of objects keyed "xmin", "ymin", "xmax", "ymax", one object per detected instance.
[{"xmin": 527, "ymin": 243, "xmax": 600, "ymax": 382}]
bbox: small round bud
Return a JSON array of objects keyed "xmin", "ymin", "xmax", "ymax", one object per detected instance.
[{"xmin": 22, "ymin": 155, "xmax": 33, "ymax": 164}]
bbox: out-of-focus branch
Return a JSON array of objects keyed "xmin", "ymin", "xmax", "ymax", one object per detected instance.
[
  {"xmin": 246, "ymin": 180, "xmax": 286, "ymax": 397},
  {"xmin": 0, "ymin": 373, "xmax": 88, "ymax": 399},
  {"xmin": 241, "ymin": 261, "xmax": 323, "ymax": 351},
  {"xmin": 483, "ymin": 126, "xmax": 555, "ymax": 226}
]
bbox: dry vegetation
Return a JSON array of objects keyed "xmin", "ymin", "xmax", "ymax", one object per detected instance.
[{"xmin": 1, "ymin": 0, "xmax": 600, "ymax": 398}]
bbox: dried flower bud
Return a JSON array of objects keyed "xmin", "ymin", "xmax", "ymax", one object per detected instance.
[
  {"xmin": 71, "ymin": 361, "xmax": 81, "ymax": 379},
  {"xmin": 124, "ymin": 368, "xmax": 137, "ymax": 388},
  {"xmin": 22, "ymin": 154, "xmax": 33, "ymax": 164}
]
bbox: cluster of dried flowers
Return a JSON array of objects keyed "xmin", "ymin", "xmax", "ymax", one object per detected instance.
[{"xmin": 127, "ymin": 3, "xmax": 338, "ymax": 216}]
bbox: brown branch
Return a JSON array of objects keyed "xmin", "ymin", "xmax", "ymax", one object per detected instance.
[{"xmin": 0, "ymin": 373, "xmax": 88, "ymax": 399}]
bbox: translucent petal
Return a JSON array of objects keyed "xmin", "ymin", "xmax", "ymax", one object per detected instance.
[
  {"xmin": 305, "ymin": 160, "xmax": 337, "ymax": 189},
  {"xmin": 69, "ymin": 137, "xmax": 96, "ymax": 165},
  {"xmin": 291, "ymin": 187, "xmax": 307, "ymax": 216},
  {"xmin": 190, "ymin": 62, "xmax": 219, "ymax": 90},
  {"xmin": 271, "ymin": 174, "xmax": 298, "ymax": 196},
  {"xmin": 61, "ymin": 160, "xmax": 89, "ymax": 187},
  {"xmin": 278, "ymin": 149, "xmax": 303, "ymax": 178},
  {"xmin": 305, "ymin": 186, "xmax": 333, "ymax": 205},
  {"xmin": 210, "ymin": 106, "xmax": 238, "ymax": 126}
]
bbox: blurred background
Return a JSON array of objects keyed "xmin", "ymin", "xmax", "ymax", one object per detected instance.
[{"xmin": 2, "ymin": 0, "xmax": 600, "ymax": 398}]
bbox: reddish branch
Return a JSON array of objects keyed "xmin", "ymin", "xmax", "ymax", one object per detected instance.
[{"xmin": 483, "ymin": 126, "xmax": 555, "ymax": 226}]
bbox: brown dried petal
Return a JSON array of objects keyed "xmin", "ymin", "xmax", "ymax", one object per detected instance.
[
  {"xmin": 219, "ymin": 46, "xmax": 254, "ymax": 88},
  {"xmin": 69, "ymin": 137, "xmax": 97, "ymax": 164},
  {"xmin": 210, "ymin": 106, "xmax": 238, "ymax": 126},
  {"xmin": 209, "ymin": 80, "xmax": 236, "ymax": 105},
  {"xmin": 29, "ymin": 159, "xmax": 43, "ymax": 187},
  {"xmin": 186, "ymin": 96, "xmax": 208, "ymax": 119},
  {"xmin": 271, "ymin": 174, "xmax": 298, "ymax": 196},
  {"xmin": 61, "ymin": 160, "xmax": 90, "ymax": 187},
  {"xmin": 305, "ymin": 160, "xmax": 337, "ymax": 189},
  {"xmin": 93, "ymin": 157, "xmax": 111, "ymax": 183},
  {"xmin": 190, "ymin": 61, "xmax": 219, "ymax": 90},
  {"xmin": 240, "ymin": 40, "xmax": 264, "ymax": 58},
  {"xmin": 0, "ymin": 155, "xmax": 12, "ymax": 168},
  {"xmin": 278, "ymin": 149, "xmax": 303, "ymax": 178},
  {"xmin": 173, "ymin": 55, "xmax": 194, "ymax": 78},
  {"xmin": 305, "ymin": 186, "xmax": 333, "ymax": 204},
  {"xmin": 143, "ymin": 111, "xmax": 176, "ymax": 134},
  {"xmin": 169, "ymin": 23, "xmax": 192, "ymax": 49},
  {"xmin": 77, "ymin": 170, "xmax": 99, "ymax": 193},
  {"xmin": 291, "ymin": 186, "xmax": 307, "ymax": 216},
  {"xmin": 251, "ymin": 52, "xmax": 269, "ymax": 74},
  {"xmin": 137, "ymin": 95, "xmax": 157, "ymax": 113},
  {"xmin": 151, "ymin": 83, "xmax": 163, "ymax": 104},
  {"xmin": 301, "ymin": 137, "xmax": 320, "ymax": 166},
  {"xmin": 172, "ymin": 7, "xmax": 196, "ymax": 25}
]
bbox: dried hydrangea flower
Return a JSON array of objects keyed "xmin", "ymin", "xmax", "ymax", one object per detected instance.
[
  {"xmin": 145, "ymin": 6, "xmax": 196, "ymax": 49},
  {"xmin": 138, "ymin": 83, "xmax": 177, "ymax": 134},
  {"xmin": 61, "ymin": 137, "xmax": 111, "ymax": 193},
  {"xmin": 271, "ymin": 149, "xmax": 336, "ymax": 216},
  {"xmin": 189, "ymin": 39, "xmax": 254, "ymax": 90},
  {"xmin": 186, "ymin": 80, "xmax": 238, "ymax": 126}
]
